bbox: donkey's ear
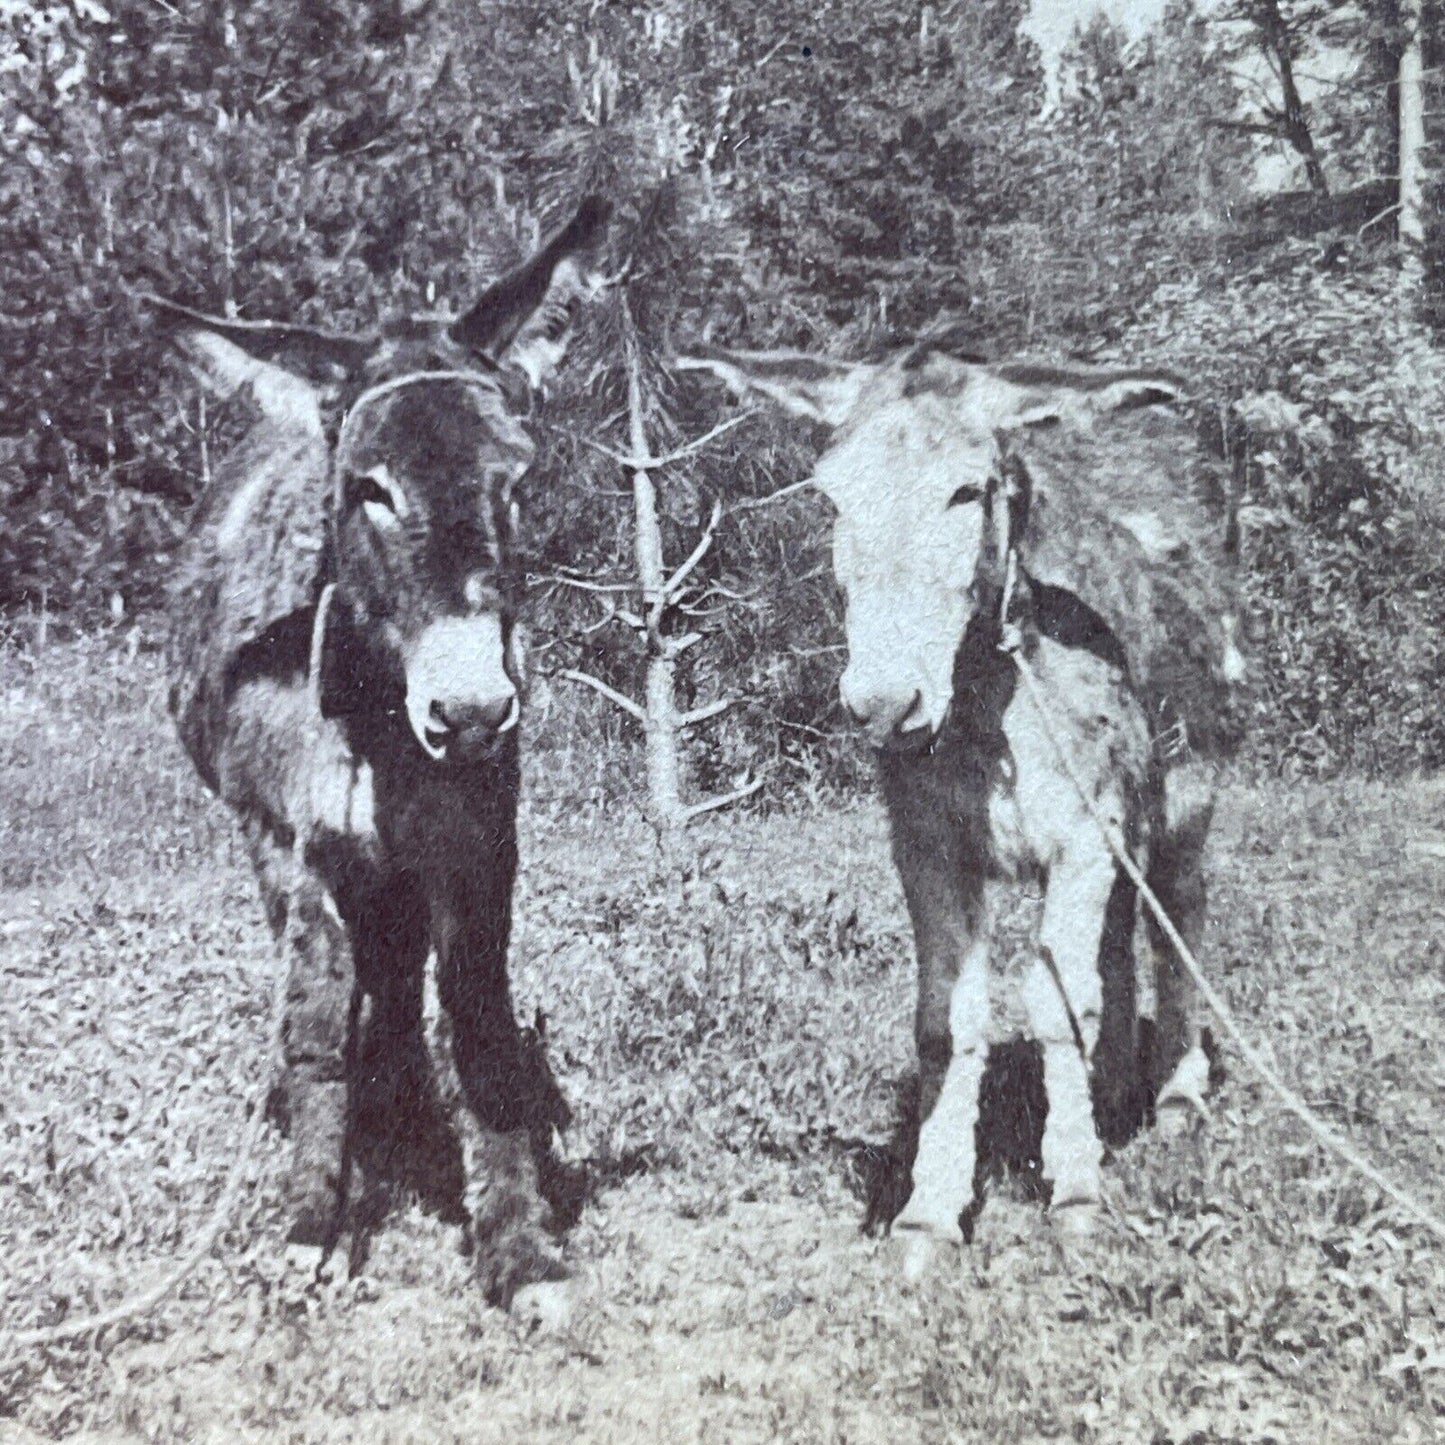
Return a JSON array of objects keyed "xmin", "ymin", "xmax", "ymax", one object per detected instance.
[
  {"xmin": 986, "ymin": 362, "xmax": 1186, "ymax": 430},
  {"xmin": 144, "ymin": 294, "xmax": 373, "ymax": 432},
  {"xmin": 450, "ymin": 196, "xmax": 610, "ymax": 386},
  {"xmin": 675, "ymin": 345, "xmax": 874, "ymax": 428}
]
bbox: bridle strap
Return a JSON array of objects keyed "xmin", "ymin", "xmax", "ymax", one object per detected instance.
[
  {"xmin": 998, "ymin": 544, "xmax": 1021, "ymax": 639},
  {"xmin": 308, "ymin": 581, "xmax": 336, "ymax": 717},
  {"xmin": 992, "ymin": 442, "xmax": 1029, "ymax": 642},
  {"xmin": 336, "ymin": 369, "xmax": 502, "ymax": 452}
]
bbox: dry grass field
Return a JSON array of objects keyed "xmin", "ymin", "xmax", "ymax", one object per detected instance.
[{"xmin": 3, "ymin": 635, "xmax": 1445, "ymax": 1443}]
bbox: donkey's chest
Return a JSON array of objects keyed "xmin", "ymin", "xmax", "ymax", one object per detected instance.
[{"xmin": 248, "ymin": 695, "xmax": 516, "ymax": 874}]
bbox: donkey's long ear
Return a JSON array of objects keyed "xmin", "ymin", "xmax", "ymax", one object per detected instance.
[
  {"xmin": 675, "ymin": 344, "xmax": 874, "ymax": 428},
  {"xmin": 985, "ymin": 362, "xmax": 1185, "ymax": 430},
  {"xmin": 981, "ymin": 364, "xmax": 1207, "ymax": 574},
  {"xmin": 145, "ymin": 294, "xmax": 374, "ymax": 432},
  {"xmin": 450, "ymin": 196, "xmax": 610, "ymax": 386},
  {"xmin": 150, "ymin": 297, "xmax": 351, "ymax": 778}
]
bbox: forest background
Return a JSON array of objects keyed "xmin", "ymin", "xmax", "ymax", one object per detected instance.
[{"xmin": 3, "ymin": 0, "xmax": 1444, "ymax": 792}]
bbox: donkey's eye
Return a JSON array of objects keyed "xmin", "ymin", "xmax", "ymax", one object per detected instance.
[
  {"xmin": 350, "ymin": 473, "xmax": 395, "ymax": 511},
  {"xmin": 543, "ymin": 297, "xmax": 577, "ymax": 342},
  {"xmin": 948, "ymin": 483, "xmax": 985, "ymax": 508},
  {"xmin": 350, "ymin": 471, "xmax": 406, "ymax": 530}
]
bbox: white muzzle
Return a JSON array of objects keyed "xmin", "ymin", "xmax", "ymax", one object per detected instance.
[{"xmin": 404, "ymin": 614, "xmax": 519, "ymax": 760}]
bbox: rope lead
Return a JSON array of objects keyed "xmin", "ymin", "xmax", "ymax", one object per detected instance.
[
  {"xmin": 2, "ymin": 961, "xmax": 287, "ymax": 1359},
  {"xmin": 1006, "ymin": 640, "xmax": 1445, "ymax": 1246}
]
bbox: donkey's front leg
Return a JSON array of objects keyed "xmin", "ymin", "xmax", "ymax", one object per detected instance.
[
  {"xmin": 894, "ymin": 929, "xmax": 991, "ymax": 1265},
  {"xmin": 1024, "ymin": 845, "xmax": 1117, "ymax": 1229},
  {"xmin": 249, "ymin": 827, "xmax": 359, "ymax": 1248},
  {"xmin": 889, "ymin": 838, "xmax": 993, "ymax": 1270},
  {"xmin": 430, "ymin": 870, "xmax": 566, "ymax": 1309}
]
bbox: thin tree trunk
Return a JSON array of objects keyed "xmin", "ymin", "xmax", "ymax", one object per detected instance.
[
  {"xmin": 218, "ymin": 0, "xmax": 238, "ymax": 316},
  {"xmin": 622, "ymin": 300, "xmax": 686, "ymax": 862},
  {"xmin": 1399, "ymin": 0, "xmax": 1426, "ymax": 295},
  {"xmin": 563, "ymin": 295, "xmax": 761, "ymax": 863},
  {"xmin": 1253, "ymin": 0, "xmax": 1329, "ymax": 196}
]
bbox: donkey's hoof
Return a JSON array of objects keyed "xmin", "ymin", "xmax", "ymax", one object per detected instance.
[
  {"xmin": 281, "ymin": 1241, "xmax": 342, "ymax": 1292},
  {"xmin": 1156, "ymin": 1047, "xmax": 1213, "ymax": 1138},
  {"xmin": 1155, "ymin": 1096, "xmax": 1208, "ymax": 1140},
  {"xmin": 892, "ymin": 1199, "xmax": 964, "ymax": 1282},
  {"xmin": 892, "ymin": 1200, "xmax": 965, "ymax": 1246},
  {"xmin": 476, "ymin": 1225, "xmax": 570, "ymax": 1311},
  {"xmin": 901, "ymin": 1232, "xmax": 936, "ymax": 1283}
]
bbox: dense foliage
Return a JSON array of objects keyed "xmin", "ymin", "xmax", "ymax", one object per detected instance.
[{"xmin": 2, "ymin": 0, "xmax": 1443, "ymax": 774}]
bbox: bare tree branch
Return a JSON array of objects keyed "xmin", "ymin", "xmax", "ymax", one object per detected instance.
[
  {"xmin": 665, "ymin": 631, "xmax": 706, "ymax": 656},
  {"xmin": 560, "ymin": 668, "xmax": 646, "ymax": 723},
  {"xmin": 778, "ymin": 718, "xmax": 846, "ymax": 740},
  {"xmin": 731, "ymin": 476, "xmax": 816, "ymax": 511},
  {"xmin": 678, "ymin": 697, "xmax": 733, "ymax": 728},
  {"xmin": 579, "ymin": 606, "xmax": 617, "ymax": 636},
  {"xmin": 683, "ymin": 775, "xmax": 765, "ymax": 821},
  {"xmin": 1358, "ymin": 203, "xmax": 1400, "ymax": 238},
  {"xmin": 658, "ymin": 499, "xmax": 723, "ymax": 607},
  {"xmin": 539, "ymin": 573, "xmax": 635, "ymax": 593},
  {"xmin": 696, "ymin": 579, "xmax": 758, "ymax": 603},
  {"xmin": 583, "ymin": 409, "xmax": 757, "ymax": 472}
]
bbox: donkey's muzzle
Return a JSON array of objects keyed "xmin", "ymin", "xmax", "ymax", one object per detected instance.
[
  {"xmin": 840, "ymin": 672, "xmax": 929, "ymax": 750},
  {"xmin": 431, "ymin": 692, "xmax": 519, "ymax": 746},
  {"xmin": 405, "ymin": 614, "xmax": 518, "ymax": 760}
]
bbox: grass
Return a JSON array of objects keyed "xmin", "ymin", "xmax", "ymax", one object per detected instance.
[{"xmin": 2, "ymin": 633, "xmax": 1445, "ymax": 1442}]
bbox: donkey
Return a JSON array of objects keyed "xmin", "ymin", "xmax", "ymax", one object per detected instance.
[
  {"xmin": 152, "ymin": 198, "xmax": 607, "ymax": 1305},
  {"xmin": 678, "ymin": 342, "xmax": 1243, "ymax": 1266}
]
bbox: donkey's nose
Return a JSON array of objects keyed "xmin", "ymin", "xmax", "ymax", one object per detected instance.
[
  {"xmin": 432, "ymin": 690, "xmax": 518, "ymax": 737},
  {"xmin": 840, "ymin": 672, "xmax": 924, "ymax": 747}
]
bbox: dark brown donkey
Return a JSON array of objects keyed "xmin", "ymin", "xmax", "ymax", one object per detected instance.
[
  {"xmin": 152, "ymin": 198, "xmax": 607, "ymax": 1305},
  {"xmin": 679, "ymin": 342, "xmax": 1243, "ymax": 1276}
]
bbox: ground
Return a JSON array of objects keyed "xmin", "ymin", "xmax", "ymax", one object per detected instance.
[{"xmin": 2, "ymin": 636, "xmax": 1445, "ymax": 1443}]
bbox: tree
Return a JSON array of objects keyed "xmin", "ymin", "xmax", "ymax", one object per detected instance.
[
  {"xmin": 1398, "ymin": 0, "xmax": 1426, "ymax": 292},
  {"xmin": 1214, "ymin": 0, "xmax": 1332, "ymax": 194},
  {"xmin": 0, "ymin": 0, "xmax": 503, "ymax": 613},
  {"xmin": 562, "ymin": 295, "xmax": 762, "ymax": 861}
]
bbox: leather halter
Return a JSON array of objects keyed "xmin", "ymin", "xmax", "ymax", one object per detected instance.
[{"xmin": 336, "ymin": 368, "xmax": 504, "ymax": 453}]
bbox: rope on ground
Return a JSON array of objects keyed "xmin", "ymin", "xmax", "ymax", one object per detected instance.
[
  {"xmin": 4, "ymin": 597, "xmax": 333, "ymax": 1363},
  {"xmin": 1006, "ymin": 640, "xmax": 1445, "ymax": 1247},
  {"xmin": 1, "ymin": 954, "xmax": 287, "ymax": 1361}
]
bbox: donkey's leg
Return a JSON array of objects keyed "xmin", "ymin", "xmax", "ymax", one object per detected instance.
[
  {"xmin": 883, "ymin": 776, "xmax": 993, "ymax": 1262},
  {"xmin": 1147, "ymin": 766, "xmax": 1216, "ymax": 1133},
  {"xmin": 429, "ymin": 869, "xmax": 565, "ymax": 1309},
  {"xmin": 351, "ymin": 877, "xmax": 462, "ymax": 1217},
  {"xmin": 1024, "ymin": 842, "xmax": 1116, "ymax": 1227},
  {"xmin": 247, "ymin": 825, "xmax": 358, "ymax": 1248},
  {"xmin": 1092, "ymin": 868, "xmax": 1144, "ymax": 1148},
  {"xmin": 892, "ymin": 914, "xmax": 991, "ymax": 1261}
]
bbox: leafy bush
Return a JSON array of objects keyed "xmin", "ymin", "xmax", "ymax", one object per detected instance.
[{"xmin": 1119, "ymin": 250, "xmax": 1445, "ymax": 772}]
